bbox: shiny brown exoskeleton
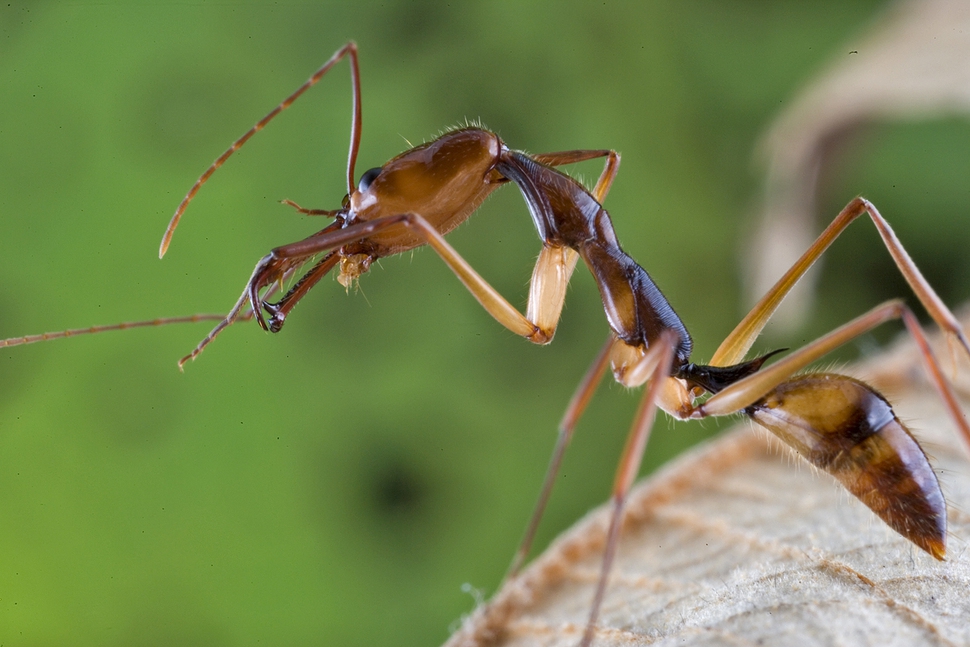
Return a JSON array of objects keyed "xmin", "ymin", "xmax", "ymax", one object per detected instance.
[{"xmin": 5, "ymin": 42, "xmax": 970, "ymax": 647}]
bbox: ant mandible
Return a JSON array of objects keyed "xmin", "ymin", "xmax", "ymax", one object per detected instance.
[{"xmin": 4, "ymin": 42, "xmax": 970, "ymax": 647}]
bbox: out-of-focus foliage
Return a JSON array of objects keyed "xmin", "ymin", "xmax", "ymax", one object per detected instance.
[
  {"xmin": 749, "ymin": 0, "xmax": 970, "ymax": 333},
  {"xmin": 1, "ymin": 2, "xmax": 967, "ymax": 646}
]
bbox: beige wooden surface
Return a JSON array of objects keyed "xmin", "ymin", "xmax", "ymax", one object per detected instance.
[{"xmin": 444, "ymin": 322, "xmax": 970, "ymax": 647}]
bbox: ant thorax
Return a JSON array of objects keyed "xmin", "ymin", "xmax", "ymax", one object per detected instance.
[{"xmin": 337, "ymin": 252, "xmax": 372, "ymax": 290}]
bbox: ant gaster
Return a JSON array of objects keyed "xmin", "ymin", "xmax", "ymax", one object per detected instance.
[{"xmin": 5, "ymin": 42, "xmax": 970, "ymax": 647}]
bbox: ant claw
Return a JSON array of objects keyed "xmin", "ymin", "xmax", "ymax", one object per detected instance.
[
  {"xmin": 246, "ymin": 254, "xmax": 281, "ymax": 332},
  {"xmin": 263, "ymin": 302, "xmax": 286, "ymax": 333}
]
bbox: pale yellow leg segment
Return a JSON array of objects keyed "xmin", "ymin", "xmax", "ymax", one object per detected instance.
[
  {"xmin": 405, "ymin": 215, "xmax": 549, "ymax": 341},
  {"xmin": 408, "ymin": 150, "xmax": 621, "ymax": 345},
  {"xmin": 526, "ymin": 245, "xmax": 580, "ymax": 340},
  {"xmin": 698, "ymin": 300, "xmax": 970, "ymax": 454},
  {"xmin": 711, "ymin": 197, "xmax": 970, "ymax": 367}
]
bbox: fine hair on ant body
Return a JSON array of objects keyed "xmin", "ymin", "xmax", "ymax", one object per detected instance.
[{"xmin": 4, "ymin": 42, "xmax": 970, "ymax": 647}]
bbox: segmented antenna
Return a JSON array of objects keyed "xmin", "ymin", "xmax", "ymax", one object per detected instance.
[
  {"xmin": 159, "ymin": 41, "xmax": 362, "ymax": 258},
  {"xmin": 0, "ymin": 315, "xmax": 227, "ymax": 348}
]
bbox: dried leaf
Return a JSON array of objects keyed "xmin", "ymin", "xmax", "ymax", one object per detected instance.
[{"xmin": 444, "ymin": 314, "xmax": 970, "ymax": 646}]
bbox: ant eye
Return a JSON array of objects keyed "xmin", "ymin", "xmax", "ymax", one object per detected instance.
[{"xmin": 358, "ymin": 167, "xmax": 383, "ymax": 192}]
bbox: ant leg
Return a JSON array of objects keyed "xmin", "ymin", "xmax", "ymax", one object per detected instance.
[
  {"xmin": 579, "ymin": 331, "xmax": 679, "ymax": 647},
  {"xmin": 160, "ymin": 41, "xmax": 361, "ymax": 257},
  {"xmin": 233, "ymin": 196, "xmax": 614, "ymax": 347},
  {"xmin": 503, "ymin": 155, "xmax": 622, "ymax": 578},
  {"xmin": 259, "ymin": 212, "xmax": 577, "ymax": 342},
  {"xmin": 506, "ymin": 334, "xmax": 615, "ymax": 579},
  {"xmin": 702, "ymin": 301, "xmax": 959, "ymax": 416},
  {"xmin": 531, "ymin": 149, "xmax": 621, "ymax": 203},
  {"xmin": 698, "ymin": 298, "xmax": 970, "ymax": 458},
  {"xmin": 711, "ymin": 197, "xmax": 970, "ymax": 367},
  {"xmin": 520, "ymin": 151, "xmax": 621, "ymax": 337},
  {"xmin": 693, "ymin": 301, "xmax": 957, "ymax": 558},
  {"xmin": 279, "ymin": 199, "xmax": 342, "ymax": 217},
  {"xmin": 188, "ymin": 211, "xmax": 545, "ymax": 344}
]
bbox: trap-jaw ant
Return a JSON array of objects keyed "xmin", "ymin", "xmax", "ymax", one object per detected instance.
[{"xmin": 4, "ymin": 42, "xmax": 970, "ymax": 647}]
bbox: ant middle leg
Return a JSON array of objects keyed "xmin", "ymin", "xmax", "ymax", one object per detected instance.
[
  {"xmin": 531, "ymin": 149, "xmax": 621, "ymax": 203},
  {"xmin": 506, "ymin": 333, "xmax": 615, "ymax": 578},
  {"xmin": 577, "ymin": 332, "xmax": 680, "ymax": 647}
]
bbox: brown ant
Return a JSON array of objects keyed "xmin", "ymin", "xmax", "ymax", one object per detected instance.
[{"xmin": 4, "ymin": 42, "xmax": 970, "ymax": 647}]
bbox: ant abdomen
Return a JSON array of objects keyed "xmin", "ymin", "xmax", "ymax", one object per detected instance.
[{"xmin": 749, "ymin": 373, "xmax": 946, "ymax": 559}]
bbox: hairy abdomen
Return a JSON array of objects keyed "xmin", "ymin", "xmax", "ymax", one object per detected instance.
[{"xmin": 748, "ymin": 373, "xmax": 946, "ymax": 559}]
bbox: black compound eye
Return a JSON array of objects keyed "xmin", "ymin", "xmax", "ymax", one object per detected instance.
[{"xmin": 358, "ymin": 167, "xmax": 383, "ymax": 192}]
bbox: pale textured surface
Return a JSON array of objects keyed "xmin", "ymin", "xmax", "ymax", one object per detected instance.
[{"xmin": 443, "ymin": 324, "xmax": 970, "ymax": 647}]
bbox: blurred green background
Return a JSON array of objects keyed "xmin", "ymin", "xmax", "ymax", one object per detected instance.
[{"xmin": 2, "ymin": 1, "xmax": 969, "ymax": 645}]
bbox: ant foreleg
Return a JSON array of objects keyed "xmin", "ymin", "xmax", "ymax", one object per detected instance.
[{"xmin": 241, "ymin": 211, "xmax": 591, "ymax": 345}]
